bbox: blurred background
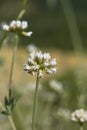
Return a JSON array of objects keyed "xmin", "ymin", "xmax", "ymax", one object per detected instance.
[
  {"xmin": 0, "ymin": 0, "xmax": 87, "ymax": 50},
  {"xmin": 0, "ymin": 0, "xmax": 87, "ymax": 130}
]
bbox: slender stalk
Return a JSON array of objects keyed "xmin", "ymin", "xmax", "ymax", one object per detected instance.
[
  {"xmin": 32, "ymin": 71, "xmax": 39, "ymax": 130},
  {"xmin": 7, "ymin": 34, "xmax": 18, "ymax": 130},
  {"xmin": 0, "ymin": 32, "xmax": 7, "ymax": 49},
  {"xmin": 8, "ymin": 34, "xmax": 18, "ymax": 90},
  {"xmin": 1, "ymin": 34, "xmax": 18, "ymax": 130},
  {"xmin": 60, "ymin": 0, "xmax": 83, "ymax": 52},
  {"xmin": 0, "ymin": 101, "xmax": 16, "ymax": 130},
  {"xmin": 8, "ymin": 116, "xmax": 16, "ymax": 130},
  {"xmin": 23, "ymin": 0, "xmax": 28, "ymax": 7},
  {"xmin": 80, "ymin": 125, "xmax": 83, "ymax": 130},
  {"xmin": 17, "ymin": 0, "xmax": 28, "ymax": 20}
]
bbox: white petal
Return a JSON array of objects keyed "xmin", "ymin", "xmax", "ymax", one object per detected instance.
[
  {"xmin": 24, "ymin": 64, "xmax": 30, "ymax": 71},
  {"xmin": 22, "ymin": 31, "xmax": 33, "ymax": 37}
]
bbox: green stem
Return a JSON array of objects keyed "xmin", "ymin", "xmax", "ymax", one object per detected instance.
[
  {"xmin": 60, "ymin": 0, "xmax": 83, "ymax": 52},
  {"xmin": 0, "ymin": 101, "xmax": 17, "ymax": 130},
  {"xmin": 17, "ymin": 0, "xmax": 28, "ymax": 20},
  {"xmin": 8, "ymin": 34, "xmax": 18, "ymax": 90},
  {"xmin": 80, "ymin": 125, "xmax": 83, "ymax": 130},
  {"xmin": 8, "ymin": 116, "xmax": 16, "ymax": 130},
  {"xmin": 23, "ymin": 0, "xmax": 28, "ymax": 7},
  {"xmin": 32, "ymin": 72, "xmax": 39, "ymax": 130},
  {"xmin": 0, "ymin": 32, "xmax": 7, "ymax": 49}
]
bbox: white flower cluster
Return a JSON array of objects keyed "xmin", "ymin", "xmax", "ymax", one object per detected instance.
[
  {"xmin": 71, "ymin": 109, "xmax": 87, "ymax": 124},
  {"xmin": 49, "ymin": 79, "xmax": 63, "ymax": 93},
  {"xmin": 2, "ymin": 20, "xmax": 32, "ymax": 37},
  {"xmin": 24, "ymin": 51, "xmax": 57, "ymax": 78}
]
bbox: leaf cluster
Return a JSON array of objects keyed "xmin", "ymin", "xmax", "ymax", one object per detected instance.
[{"xmin": 1, "ymin": 88, "xmax": 17, "ymax": 116}]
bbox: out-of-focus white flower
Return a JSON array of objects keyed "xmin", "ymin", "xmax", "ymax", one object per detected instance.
[
  {"xmin": 49, "ymin": 79, "xmax": 63, "ymax": 93},
  {"xmin": 2, "ymin": 20, "xmax": 32, "ymax": 37},
  {"xmin": 27, "ymin": 44, "xmax": 39, "ymax": 53},
  {"xmin": 56, "ymin": 108, "xmax": 70, "ymax": 120},
  {"xmin": 70, "ymin": 109, "xmax": 87, "ymax": 124},
  {"xmin": 24, "ymin": 51, "xmax": 57, "ymax": 78}
]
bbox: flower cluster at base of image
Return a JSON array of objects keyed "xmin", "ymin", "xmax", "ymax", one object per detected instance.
[
  {"xmin": 2, "ymin": 20, "xmax": 32, "ymax": 37},
  {"xmin": 70, "ymin": 109, "xmax": 87, "ymax": 124},
  {"xmin": 24, "ymin": 51, "xmax": 57, "ymax": 78}
]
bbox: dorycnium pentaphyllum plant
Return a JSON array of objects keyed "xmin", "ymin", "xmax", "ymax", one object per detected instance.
[
  {"xmin": 1, "ymin": 20, "xmax": 32, "ymax": 130},
  {"xmin": 0, "ymin": 1, "xmax": 31, "ymax": 130},
  {"xmin": 70, "ymin": 108, "xmax": 87, "ymax": 130},
  {"xmin": 24, "ymin": 51, "xmax": 57, "ymax": 130}
]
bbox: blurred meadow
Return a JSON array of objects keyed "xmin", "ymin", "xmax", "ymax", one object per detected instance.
[{"xmin": 0, "ymin": 0, "xmax": 87, "ymax": 130}]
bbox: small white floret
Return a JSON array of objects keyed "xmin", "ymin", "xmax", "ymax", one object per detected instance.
[
  {"xmin": 38, "ymin": 70, "xmax": 43, "ymax": 78},
  {"xmin": 2, "ymin": 24, "xmax": 9, "ymax": 31},
  {"xmin": 10, "ymin": 20, "xmax": 16, "ymax": 29},
  {"xmin": 43, "ymin": 53, "xmax": 51, "ymax": 60},
  {"xmin": 21, "ymin": 21, "xmax": 28, "ymax": 29},
  {"xmin": 16, "ymin": 20, "xmax": 21, "ymax": 28},
  {"xmin": 50, "ymin": 59, "xmax": 56, "ymax": 66},
  {"xmin": 24, "ymin": 64, "xmax": 30, "ymax": 71}
]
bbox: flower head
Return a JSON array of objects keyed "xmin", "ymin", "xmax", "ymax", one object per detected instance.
[
  {"xmin": 24, "ymin": 51, "xmax": 57, "ymax": 78},
  {"xmin": 70, "ymin": 109, "xmax": 87, "ymax": 124},
  {"xmin": 2, "ymin": 20, "xmax": 32, "ymax": 37}
]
